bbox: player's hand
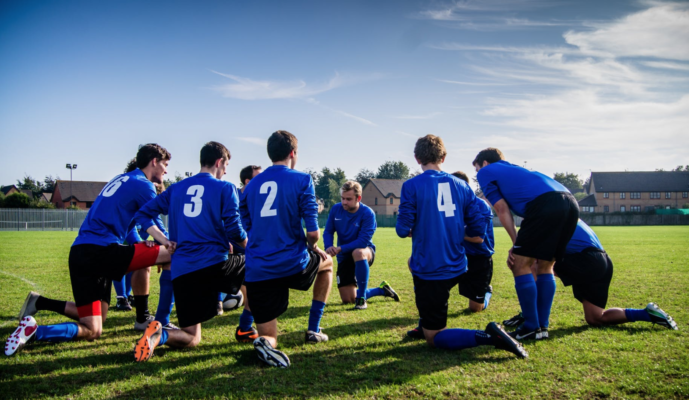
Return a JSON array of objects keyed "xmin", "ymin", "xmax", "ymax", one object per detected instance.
[
  {"xmin": 407, "ymin": 229, "xmax": 412, "ymax": 238},
  {"xmin": 165, "ymin": 240, "xmax": 177, "ymax": 254},
  {"xmin": 228, "ymin": 242, "xmax": 234, "ymax": 254},
  {"xmin": 507, "ymin": 247, "xmax": 515, "ymax": 270},
  {"xmin": 325, "ymin": 246, "xmax": 336, "ymax": 256},
  {"xmin": 140, "ymin": 240, "xmax": 156, "ymax": 248},
  {"xmin": 464, "ymin": 236, "xmax": 484, "ymax": 244},
  {"xmin": 313, "ymin": 246, "xmax": 329, "ymax": 261}
]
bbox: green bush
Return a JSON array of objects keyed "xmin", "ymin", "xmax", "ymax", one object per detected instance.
[
  {"xmin": 31, "ymin": 200, "xmax": 56, "ymax": 209},
  {"xmin": 3, "ymin": 192, "xmax": 31, "ymax": 208}
]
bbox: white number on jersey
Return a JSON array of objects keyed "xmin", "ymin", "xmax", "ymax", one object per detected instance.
[
  {"xmin": 260, "ymin": 181, "xmax": 278, "ymax": 217},
  {"xmin": 101, "ymin": 176, "xmax": 130, "ymax": 197},
  {"xmin": 437, "ymin": 182, "xmax": 456, "ymax": 217},
  {"xmin": 183, "ymin": 185, "xmax": 205, "ymax": 218}
]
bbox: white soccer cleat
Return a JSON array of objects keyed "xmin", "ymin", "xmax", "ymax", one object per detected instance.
[
  {"xmin": 5, "ymin": 316, "xmax": 38, "ymax": 356},
  {"xmin": 134, "ymin": 315, "xmax": 155, "ymax": 331},
  {"xmin": 254, "ymin": 337, "xmax": 290, "ymax": 368}
]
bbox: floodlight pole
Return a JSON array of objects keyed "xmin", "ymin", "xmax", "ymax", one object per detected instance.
[{"xmin": 66, "ymin": 163, "xmax": 77, "ymax": 208}]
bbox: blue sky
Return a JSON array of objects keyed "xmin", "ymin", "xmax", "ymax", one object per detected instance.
[{"xmin": 1, "ymin": 0, "xmax": 688, "ymax": 188}]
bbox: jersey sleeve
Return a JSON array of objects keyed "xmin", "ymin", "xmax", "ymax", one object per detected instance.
[
  {"xmin": 396, "ymin": 180, "xmax": 416, "ymax": 238},
  {"xmin": 125, "ymin": 223, "xmax": 143, "ymax": 244},
  {"xmin": 299, "ymin": 175, "xmax": 319, "ymax": 233},
  {"xmin": 222, "ymin": 184, "xmax": 247, "ymax": 243},
  {"xmin": 340, "ymin": 207, "xmax": 376, "ymax": 253},
  {"xmin": 323, "ymin": 206, "xmax": 336, "ymax": 249},
  {"xmin": 135, "ymin": 188, "xmax": 171, "ymax": 234},
  {"xmin": 239, "ymin": 189, "xmax": 251, "ymax": 233},
  {"xmin": 477, "ymin": 168, "xmax": 504, "ymax": 207},
  {"xmin": 462, "ymin": 185, "xmax": 488, "ymax": 238}
]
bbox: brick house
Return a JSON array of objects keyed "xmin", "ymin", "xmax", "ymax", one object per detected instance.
[
  {"xmin": 361, "ymin": 178, "xmax": 404, "ymax": 215},
  {"xmin": 52, "ymin": 180, "xmax": 107, "ymax": 209},
  {"xmin": 1, "ymin": 185, "xmax": 33, "ymax": 198},
  {"xmin": 582, "ymin": 171, "xmax": 689, "ymax": 213}
]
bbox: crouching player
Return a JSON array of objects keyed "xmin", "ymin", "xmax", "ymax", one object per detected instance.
[
  {"xmin": 324, "ymin": 181, "xmax": 400, "ymax": 310},
  {"xmin": 131, "ymin": 141, "xmax": 257, "ymax": 362},
  {"xmin": 6, "ymin": 144, "xmax": 173, "ymax": 356},
  {"xmin": 396, "ymin": 135, "xmax": 526, "ymax": 359},
  {"xmin": 503, "ymin": 220, "xmax": 678, "ymax": 331}
]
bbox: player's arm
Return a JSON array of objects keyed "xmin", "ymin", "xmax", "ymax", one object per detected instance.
[
  {"xmin": 222, "ymin": 184, "xmax": 248, "ymax": 248},
  {"xmin": 135, "ymin": 190, "xmax": 176, "ymax": 252},
  {"xmin": 323, "ymin": 207, "xmax": 338, "ymax": 256},
  {"xmin": 300, "ymin": 175, "xmax": 327, "ymax": 259},
  {"xmin": 493, "ymin": 199, "xmax": 517, "ymax": 244},
  {"xmin": 462, "ymin": 186, "xmax": 489, "ymax": 241},
  {"xmin": 340, "ymin": 208, "xmax": 375, "ymax": 253},
  {"xmin": 464, "ymin": 236, "xmax": 484, "ymax": 244},
  {"xmin": 396, "ymin": 181, "xmax": 416, "ymax": 238},
  {"xmin": 239, "ymin": 189, "xmax": 251, "ymax": 233}
]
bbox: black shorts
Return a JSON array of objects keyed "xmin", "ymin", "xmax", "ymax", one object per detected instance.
[
  {"xmin": 336, "ymin": 248, "xmax": 375, "ymax": 288},
  {"xmin": 513, "ymin": 191, "xmax": 579, "ymax": 261},
  {"xmin": 172, "ymin": 254, "xmax": 245, "ymax": 328},
  {"xmin": 457, "ymin": 255, "xmax": 493, "ymax": 302},
  {"xmin": 413, "ymin": 273, "xmax": 463, "ymax": 331},
  {"xmin": 554, "ymin": 248, "xmax": 613, "ymax": 309},
  {"xmin": 68, "ymin": 244, "xmax": 136, "ymax": 307},
  {"xmin": 245, "ymin": 250, "xmax": 321, "ymax": 324}
]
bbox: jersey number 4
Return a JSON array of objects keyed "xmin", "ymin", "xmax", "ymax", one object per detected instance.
[
  {"xmin": 260, "ymin": 181, "xmax": 278, "ymax": 217},
  {"xmin": 437, "ymin": 182, "xmax": 456, "ymax": 217},
  {"xmin": 184, "ymin": 185, "xmax": 204, "ymax": 217}
]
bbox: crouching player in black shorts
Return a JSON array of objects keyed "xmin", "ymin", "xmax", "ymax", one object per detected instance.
[
  {"xmin": 474, "ymin": 148, "xmax": 579, "ymax": 341},
  {"xmin": 503, "ymin": 220, "xmax": 678, "ymax": 331},
  {"xmin": 6, "ymin": 144, "xmax": 174, "ymax": 356},
  {"xmin": 241, "ymin": 131, "xmax": 333, "ymax": 368},
  {"xmin": 131, "ymin": 141, "xmax": 256, "ymax": 361},
  {"xmin": 397, "ymin": 135, "xmax": 526, "ymax": 359}
]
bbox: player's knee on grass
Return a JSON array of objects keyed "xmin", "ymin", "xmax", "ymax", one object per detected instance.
[
  {"xmin": 423, "ymin": 328, "xmax": 441, "ymax": 347},
  {"xmin": 339, "ymin": 285, "xmax": 356, "ymax": 304},
  {"xmin": 468, "ymin": 301, "xmax": 484, "ymax": 313},
  {"xmin": 583, "ymin": 301, "xmax": 605, "ymax": 326},
  {"xmin": 181, "ymin": 325, "xmax": 202, "ymax": 348}
]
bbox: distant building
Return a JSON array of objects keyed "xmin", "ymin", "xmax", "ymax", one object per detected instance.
[
  {"xmin": 1, "ymin": 185, "xmax": 33, "ymax": 199},
  {"xmin": 361, "ymin": 178, "xmax": 404, "ymax": 216},
  {"xmin": 581, "ymin": 171, "xmax": 689, "ymax": 213},
  {"xmin": 52, "ymin": 180, "xmax": 107, "ymax": 209},
  {"xmin": 40, "ymin": 192, "xmax": 53, "ymax": 203}
]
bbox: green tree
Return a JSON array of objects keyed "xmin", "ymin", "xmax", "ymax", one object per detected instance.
[
  {"xmin": 43, "ymin": 175, "xmax": 59, "ymax": 193},
  {"xmin": 376, "ymin": 161, "xmax": 410, "ymax": 180},
  {"xmin": 328, "ymin": 176, "xmax": 348, "ymax": 207},
  {"xmin": 553, "ymin": 172, "xmax": 583, "ymax": 191},
  {"xmin": 31, "ymin": 199, "xmax": 56, "ymax": 209},
  {"xmin": 163, "ymin": 173, "xmax": 185, "ymax": 189},
  {"xmin": 315, "ymin": 167, "xmax": 347, "ymax": 208},
  {"xmin": 16, "ymin": 175, "xmax": 43, "ymax": 199},
  {"xmin": 3, "ymin": 193, "xmax": 32, "ymax": 208},
  {"xmin": 354, "ymin": 168, "xmax": 375, "ymax": 186},
  {"xmin": 673, "ymin": 165, "xmax": 689, "ymax": 172}
]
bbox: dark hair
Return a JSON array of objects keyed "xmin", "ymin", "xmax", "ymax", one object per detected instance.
[
  {"xmin": 451, "ymin": 171, "xmax": 469, "ymax": 184},
  {"xmin": 267, "ymin": 130, "xmax": 298, "ymax": 162},
  {"xmin": 200, "ymin": 141, "xmax": 231, "ymax": 167},
  {"xmin": 136, "ymin": 144, "xmax": 171, "ymax": 169},
  {"xmin": 472, "ymin": 148, "xmax": 504, "ymax": 166},
  {"xmin": 414, "ymin": 135, "xmax": 447, "ymax": 165},
  {"xmin": 124, "ymin": 158, "xmax": 137, "ymax": 173},
  {"xmin": 240, "ymin": 165, "xmax": 261, "ymax": 186}
]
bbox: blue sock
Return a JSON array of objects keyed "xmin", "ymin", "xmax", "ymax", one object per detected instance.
[
  {"xmin": 365, "ymin": 287, "xmax": 385, "ymax": 298},
  {"xmin": 218, "ymin": 292, "xmax": 225, "ymax": 302},
  {"xmin": 474, "ymin": 330, "xmax": 493, "ymax": 346},
  {"xmin": 154, "ymin": 269, "xmax": 174, "ymax": 326},
  {"xmin": 433, "ymin": 329, "xmax": 478, "ymax": 350},
  {"xmin": 308, "ymin": 300, "xmax": 326, "ymax": 332},
  {"xmin": 625, "ymin": 308, "xmax": 652, "ymax": 323},
  {"xmin": 113, "ymin": 276, "xmax": 126, "ymax": 298},
  {"xmin": 239, "ymin": 309, "xmax": 254, "ymax": 331},
  {"xmin": 354, "ymin": 259, "xmax": 370, "ymax": 299},
  {"xmin": 125, "ymin": 273, "xmax": 133, "ymax": 297},
  {"xmin": 514, "ymin": 274, "xmax": 539, "ymax": 331},
  {"xmin": 536, "ymin": 274, "xmax": 556, "ymax": 328},
  {"xmin": 35, "ymin": 323, "xmax": 78, "ymax": 343},
  {"xmin": 159, "ymin": 329, "xmax": 169, "ymax": 346},
  {"xmin": 484, "ymin": 291, "xmax": 492, "ymax": 310}
]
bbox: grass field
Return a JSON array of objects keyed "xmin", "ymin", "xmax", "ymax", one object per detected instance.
[{"xmin": 1, "ymin": 227, "xmax": 688, "ymax": 399}]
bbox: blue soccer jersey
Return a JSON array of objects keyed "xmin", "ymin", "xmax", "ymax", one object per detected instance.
[
  {"xmin": 323, "ymin": 203, "xmax": 376, "ymax": 263},
  {"xmin": 125, "ymin": 217, "xmax": 168, "ymax": 245},
  {"xmin": 135, "ymin": 172, "xmax": 246, "ymax": 280},
  {"xmin": 396, "ymin": 170, "xmax": 487, "ymax": 280},
  {"xmin": 73, "ymin": 169, "xmax": 156, "ymax": 247},
  {"xmin": 565, "ymin": 220, "xmax": 603, "ymax": 255},
  {"xmin": 476, "ymin": 160, "xmax": 568, "ymax": 217},
  {"xmin": 240, "ymin": 165, "xmax": 319, "ymax": 282},
  {"xmin": 462, "ymin": 198, "xmax": 495, "ymax": 257}
]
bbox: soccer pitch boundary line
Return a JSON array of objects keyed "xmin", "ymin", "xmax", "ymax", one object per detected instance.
[{"xmin": 0, "ymin": 269, "xmax": 39, "ymax": 327}]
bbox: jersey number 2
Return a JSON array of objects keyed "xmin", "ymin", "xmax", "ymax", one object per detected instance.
[
  {"xmin": 183, "ymin": 185, "xmax": 204, "ymax": 217},
  {"xmin": 260, "ymin": 181, "xmax": 278, "ymax": 217},
  {"xmin": 437, "ymin": 182, "xmax": 456, "ymax": 217}
]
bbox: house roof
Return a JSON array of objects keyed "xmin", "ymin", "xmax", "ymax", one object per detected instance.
[
  {"xmin": 55, "ymin": 180, "xmax": 107, "ymax": 202},
  {"xmin": 578, "ymin": 194, "xmax": 598, "ymax": 207},
  {"xmin": 365, "ymin": 178, "xmax": 404, "ymax": 198},
  {"xmin": 41, "ymin": 192, "xmax": 53, "ymax": 202},
  {"xmin": 590, "ymin": 171, "xmax": 689, "ymax": 192},
  {"xmin": 1, "ymin": 185, "xmax": 18, "ymax": 195},
  {"xmin": 20, "ymin": 189, "xmax": 33, "ymax": 198}
]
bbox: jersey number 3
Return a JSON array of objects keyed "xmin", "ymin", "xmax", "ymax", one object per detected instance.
[
  {"xmin": 437, "ymin": 182, "xmax": 456, "ymax": 217},
  {"xmin": 184, "ymin": 185, "xmax": 204, "ymax": 217},
  {"xmin": 260, "ymin": 181, "xmax": 278, "ymax": 217}
]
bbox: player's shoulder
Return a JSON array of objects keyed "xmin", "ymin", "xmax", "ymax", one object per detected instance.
[
  {"xmin": 330, "ymin": 202, "xmax": 343, "ymax": 212},
  {"xmin": 359, "ymin": 203, "xmax": 375, "ymax": 216},
  {"xmin": 125, "ymin": 170, "xmax": 155, "ymax": 191}
]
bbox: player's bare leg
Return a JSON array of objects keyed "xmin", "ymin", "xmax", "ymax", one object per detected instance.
[{"xmin": 339, "ymin": 284, "xmax": 356, "ymax": 304}]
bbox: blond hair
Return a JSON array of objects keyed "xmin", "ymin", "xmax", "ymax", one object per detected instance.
[{"xmin": 341, "ymin": 181, "xmax": 362, "ymax": 198}]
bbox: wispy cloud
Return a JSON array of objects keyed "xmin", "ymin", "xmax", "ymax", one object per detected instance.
[
  {"xmin": 306, "ymin": 98, "xmax": 377, "ymax": 126},
  {"xmin": 236, "ymin": 137, "xmax": 265, "ymax": 146},
  {"xmin": 389, "ymin": 112, "xmax": 442, "ymax": 120},
  {"xmin": 210, "ymin": 71, "xmax": 347, "ymax": 100}
]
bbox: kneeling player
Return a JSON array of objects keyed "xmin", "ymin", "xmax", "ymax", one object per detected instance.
[
  {"xmin": 503, "ymin": 220, "xmax": 678, "ymax": 332},
  {"xmin": 241, "ymin": 130, "xmax": 333, "ymax": 368},
  {"xmin": 396, "ymin": 135, "xmax": 526, "ymax": 359},
  {"xmin": 6, "ymin": 144, "xmax": 173, "ymax": 356},
  {"xmin": 131, "ymin": 141, "xmax": 257, "ymax": 361},
  {"xmin": 324, "ymin": 181, "xmax": 399, "ymax": 309}
]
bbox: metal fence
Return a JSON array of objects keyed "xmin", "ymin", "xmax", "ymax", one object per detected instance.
[{"xmin": 0, "ymin": 209, "xmax": 90, "ymax": 231}]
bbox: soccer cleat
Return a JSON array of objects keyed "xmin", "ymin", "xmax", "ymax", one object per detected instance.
[
  {"xmin": 162, "ymin": 322, "xmax": 180, "ymax": 330},
  {"xmin": 5, "ymin": 316, "xmax": 38, "ymax": 356},
  {"xmin": 646, "ymin": 303, "xmax": 678, "ymax": 330},
  {"xmin": 216, "ymin": 301, "xmax": 224, "ymax": 316},
  {"xmin": 508, "ymin": 326, "xmax": 540, "ymax": 341},
  {"xmin": 115, "ymin": 297, "xmax": 132, "ymax": 312},
  {"xmin": 18, "ymin": 291, "xmax": 40, "ymax": 321},
  {"xmin": 538, "ymin": 327, "xmax": 549, "ymax": 340},
  {"xmin": 353, "ymin": 297, "xmax": 368, "ymax": 310},
  {"xmin": 305, "ymin": 329, "xmax": 328, "ymax": 344},
  {"xmin": 380, "ymin": 281, "xmax": 401, "ymax": 302},
  {"xmin": 134, "ymin": 321, "xmax": 162, "ymax": 362},
  {"xmin": 406, "ymin": 327, "xmax": 425, "ymax": 340},
  {"xmin": 134, "ymin": 314, "xmax": 155, "ymax": 331},
  {"xmin": 128, "ymin": 295, "xmax": 136, "ymax": 307},
  {"xmin": 502, "ymin": 312, "xmax": 525, "ymax": 329},
  {"xmin": 254, "ymin": 337, "xmax": 290, "ymax": 368},
  {"xmin": 235, "ymin": 326, "xmax": 259, "ymax": 343},
  {"xmin": 485, "ymin": 322, "xmax": 528, "ymax": 359}
]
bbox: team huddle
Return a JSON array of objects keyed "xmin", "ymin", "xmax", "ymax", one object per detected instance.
[{"xmin": 5, "ymin": 132, "xmax": 678, "ymax": 368}]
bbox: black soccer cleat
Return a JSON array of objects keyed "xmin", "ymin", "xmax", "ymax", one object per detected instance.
[
  {"xmin": 353, "ymin": 297, "xmax": 368, "ymax": 310},
  {"xmin": 502, "ymin": 312, "xmax": 525, "ymax": 329},
  {"xmin": 379, "ymin": 281, "xmax": 401, "ymax": 302},
  {"xmin": 538, "ymin": 327, "xmax": 549, "ymax": 340},
  {"xmin": 508, "ymin": 326, "xmax": 541, "ymax": 341},
  {"xmin": 646, "ymin": 303, "xmax": 678, "ymax": 330},
  {"xmin": 406, "ymin": 327, "xmax": 425, "ymax": 340},
  {"xmin": 128, "ymin": 295, "xmax": 136, "ymax": 308},
  {"xmin": 254, "ymin": 337, "xmax": 290, "ymax": 368},
  {"xmin": 485, "ymin": 322, "xmax": 528, "ymax": 359},
  {"xmin": 115, "ymin": 297, "xmax": 132, "ymax": 312}
]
